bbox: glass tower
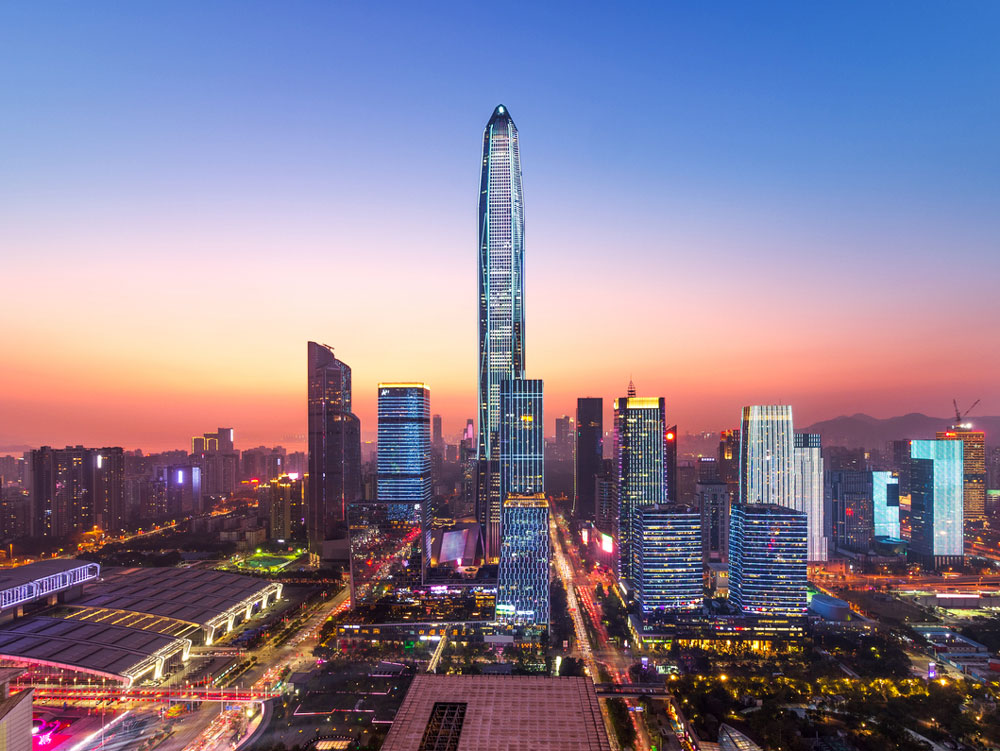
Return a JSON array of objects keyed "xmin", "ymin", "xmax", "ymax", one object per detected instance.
[
  {"xmin": 873, "ymin": 470, "xmax": 900, "ymax": 539},
  {"xmin": 936, "ymin": 428, "xmax": 986, "ymax": 521},
  {"xmin": 496, "ymin": 493, "xmax": 550, "ymax": 629},
  {"xmin": 477, "ymin": 104, "xmax": 526, "ymax": 562},
  {"xmin": 575, "ymin": 397, "xmax": 603, "ymax": 521},
  {"xmin": 614, "ymin": 394, "xmax": 667, "ymax": 582},
  {"xmin": 633, "ymin": 504, "xmax": 702, "ymax": 617},
  {"xmin": 499, "ymin": 378, "xmax": 544, "ymax": 507},
  {"xmin": 728, "ymin": 503, "xmax": 808, "ymax": 617},
  {"xmin": 739, "ymin": 405, "xmax": 794, "ymax": 507},
  {"xmin": 793, "ymin": 433, "xmax": 827, "ymax": 561},
  {"xmin": 376, "ymin": 383, "xmax": 432, "ymax": 505},
  {"xmin": 307, "ymin": 342, "xmax": 361, "ymax": 552},
  {"xmin": 910, "ymin": 439, "xmax": 964, "ymax": 569}
]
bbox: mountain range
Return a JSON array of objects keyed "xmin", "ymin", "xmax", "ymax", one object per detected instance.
[{"xmin": 801, "ymin": 413, "xmax": 1000, "ymax": 449}]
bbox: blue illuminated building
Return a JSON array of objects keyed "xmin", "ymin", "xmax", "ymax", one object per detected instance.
[
  {"xmin": 614, "ymin": 389, "xmax": 667, "ymax": 582},
  {"xmin": 873, "ymin": 470, "xmax": 900, "ymax": 539},
  {"xmin": 496, "ymin": 493, "xmax": 550, "ymax": 629},
  {"xmin": 633, "ymin": 504, "xmax": 702, "ymax": 618},
  {"xmin": 909, "ymin": 439, "xmax": 964, "ymax": 570},
  {"xmin": 728, "ymin": 503, "xmax": 807, "ymax": 617},
  {"xmin": 377, "ymin": 383, "xmax": 431, "ymax": 504},
  {"xmin": 499, "ymin": 378, "xmax": 544, "ymax": 506}
]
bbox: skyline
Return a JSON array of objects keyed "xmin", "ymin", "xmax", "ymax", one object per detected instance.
[{"xmin": 3, "ymin": 2, "xmax": 1000, "ymax": 451}]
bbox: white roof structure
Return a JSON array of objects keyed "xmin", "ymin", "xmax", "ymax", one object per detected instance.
[
  {"xmin": 0, "ymin": 559, "xmax": 100, "ymax": 612},
  {"xmin": 0, "ymin": 615, "xmax": 189, "ymax": 686}
]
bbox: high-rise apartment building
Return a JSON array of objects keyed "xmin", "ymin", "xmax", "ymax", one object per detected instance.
[
  {"xmin": 191, "ymin": 428, "xmax": 237, "ymax": 497},
  {"xmin": 739, "ymin": 405, "xmax": 794, "ymax": 507},
  {"xmin": 633, "ymin": 504, "xmax": 702, "ymax": 617},
  {"xmin": 432, "ymin": 414, "xmax": 443, "ymax": 449},
  {"xmin": 936, "ymin": 428, "xmax": 986, "ymax": 521},
  {"xmin": 793, "ymin": 433, "xmax": 827, "ymax": 561},
  {"xmin": 728, "ymin": 503, "xmax": 807, "ymax": 617},
  {"xmin": 554, "ymin": 415, "xmax": 573, "ymax": 462},
  {"xmin": 307, "ymin": 342, "xmax": 361, "ymax": 553},
  {"xmin": 266, "ymin": 473, "xmax": 304, "ymax": 541},
  {"xmin": 496, "ymin": 493, "xmax": 550, "ymax": 629},
  {"xmin": 614, "ymin": 393, "xmax": 667, "ymax": 581},
  {"xmin": 909, "ymin": 439, "xmax": 964, "ymax": 570},
  {"xmin": 477, "ymin": 104, "xmax": 526, "ymax": 562},
  {"xmin": 28, "ymin": 446, "xmax": 125, "ymax": 537},
  {"xmin": 717, "ymin": 430, "xmax": 740, "ymax": 484},
  {"xmin": 575, "ymin": 398, "xmax": 603, "ymax": 521}
]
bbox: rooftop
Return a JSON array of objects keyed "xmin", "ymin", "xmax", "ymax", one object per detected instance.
[{"xmin": 380, "ymin": 675, "xmax": 610, "ymax": 751}]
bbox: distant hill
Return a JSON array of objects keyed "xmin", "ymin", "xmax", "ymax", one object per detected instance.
[{"xmin": 801, "ymin": 413, "xmax": 1000, "ymax": 448}]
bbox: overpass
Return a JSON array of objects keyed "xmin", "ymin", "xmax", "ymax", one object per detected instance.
[
  {"xmin": 594, "ymin": 682, "xmax": 669, "ymax": 698},
  {"xmin": 23, "ymin": 684, "xmax": 281, "ymax": 704}
]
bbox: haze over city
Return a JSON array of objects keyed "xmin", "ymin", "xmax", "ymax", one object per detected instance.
[{"xmin": 2, "ymin": 1, "xmax": 998, "ymax": 451}]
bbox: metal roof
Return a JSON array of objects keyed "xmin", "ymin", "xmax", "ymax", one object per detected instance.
[
  {"xmin": 76, "ymin": 567, "xmax": 278, "ymax": 627},
  {"xmin": 0, "ymin": 616, "xmax": 188, "ymax": 684},
  {"xmin": 0, "ymin": 559, "xmax": 90, "ymax": 589}
]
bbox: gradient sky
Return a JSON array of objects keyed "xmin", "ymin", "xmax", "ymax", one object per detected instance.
[{"xmin": 2, "ymin": 2, "xmax": 998, "ymax": 452}]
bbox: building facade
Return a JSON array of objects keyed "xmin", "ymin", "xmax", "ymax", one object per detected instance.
[
  {"xmin": 793, "ymin": 432, "xmax": 827, "ymax": 561},
  {"xmin": 633, "ymin": 504, "xmax": 702, "ymax": 617},
  {"xmin": 574, "ymin": 397, "xmax": 603, "ymax": 521},
  {"xmin": 936, "ymin": 428, "xmax": 986, "ymax": 521},
  {"xmin": 728, "ymin": 503, "xmax": 808, "ymax": 617},
  {"xmin": 613, "ymin": 394, "xmax": 667, "ymax": 582},
  {"xmin": 697, "ymin": 481, "xmax": 730, "ymax": 564},
  {"xmin": 496, "ymin": 494, "xmax": 550, "ymax": 629},
  {"xmin": 909, "ymin": 439, "xmax": 964, "ymax": 570},
  {"xmin": 499, "ymin": 378, "xmax": 544, "ymax": 506},
  {"xmin": 738, "ymin": 405, "xmax": 794, "ymax": 507},
  {"xmin": 28, "ymin": 446, "xmax": 125, "ymax": 537},
  {"xmin": 477, "ymin": 104, "xmax": 526, "ymax": 562},
  {"xmin": 307, "ymin": 342, "xmax": 362, "ymax": 552},
  {"xmin": 829, "ymin": 470, "xmax": 876, "ymax": 553}
]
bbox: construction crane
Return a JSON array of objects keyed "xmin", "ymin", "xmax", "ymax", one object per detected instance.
[{"xmin": 952, "ymin": 399, "xmax": 980, "ymax": 429}]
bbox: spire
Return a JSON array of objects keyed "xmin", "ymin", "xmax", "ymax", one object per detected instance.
[{"xmin": 627, "ymin": 378, "xmax": 636, "ymax": 398}]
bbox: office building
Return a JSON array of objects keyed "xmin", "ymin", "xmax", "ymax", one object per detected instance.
[
  {"xmin": 595, "ymin": 466, "xmax": 618, "ymax": 538},
  {"xmin": 793, "ymin": 433, "xmax": 827, "ymax": 561},
  {"xmin": 496, "ymin": 494, "xmax": 550, "ymax": 629},
  {"xmin": 613, "ymin": 392, "xmax": 667, "ymax": 581},
  {"xmin": 477, "ymin": 104, "xmax": 526, "ymax": 562},
  {"xmin": 728, "ymin": 503, "xmax": 808, "ymax": 617},
  {"xmin": 718, "ymin": 429, "xmax": 740, "ymax": 484},
  {"xmin": 665, "ymin": 425, "xmax": 678, "ymax": 501},
  {"xmin": 633, "ymin": 504, "xmax": 702, "ymax": 617},
  {"xmin": 697, "ymin": 481, "xmax": 730, "ymax": 563},
  {"xmin": 937, "ymin": 428, "xmax": 986, "ymax": 520},
  {"xmin": 873, "ymin": 470, "xmax": 901, "ymax": 539},
  {"xmin": 829, "ymin": 470, "xmax": 876, "ymax": 553},
  {"xmin": 738, "ymin": 405, "xmax": 794, "ymax": 507},
  {"xmin": 575, "ymin": 397, "xmax": 603, "ymax": 521},
  {"xmin": 307, "ymin": 341, "xmax": 362, "ymax": 553},
  {"xmin": 909, "ymin": 439, "xmax": 964, "ymax": 570},
  {"xmin": 266, "ymin": 474, "xmax": 304, "ymax": 541},
  {"xmin": 554, "ymin": 415, "xmax": 573, "ymax": 462},
  {"xmin": 499, "ymin": 378, "xmax": 544, "ymax": 506},
  {"xmin": 432, "ymin": 414, "xmax": 444, "ymax": 449}
]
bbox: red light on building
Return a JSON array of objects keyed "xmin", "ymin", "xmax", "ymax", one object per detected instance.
[{"xmin": 666, "ymin": 432, "xmax": 675, "ymax": 441}]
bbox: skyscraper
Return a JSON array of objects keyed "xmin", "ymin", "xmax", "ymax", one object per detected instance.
[
  {"xmin": 936, "ymin": 428, "xmax": 986, "ymax": 521},
  {"xmin": 499, "ymin": 379, "xmax": 544, "ymax": 505},
  {"xmin": 432, "ymin": 414, "xmax": 443, "ymax": 449},
  {"xmin": 728, "ymin": 503, "xmax": 808, "ymax": 618},
  {"xmin": 697, "ymin": 480, "xmax": 730, "ymax": 563},
  {"xmin": 793, "ymin": 433, "xmax": 827, "ymax": 561},
  {"xmin": 307, "ymin": 342, "xmax": 361, "ymax": 553},
  {"xmin": 829, "ymin": 470, "xmax": 877, "ymax": 553},
  {"xmin": 873, "ymin": 470, "xmax": 900, "ymax": 539},
  {"xmin": 377, "ymin": 384, "xmax": 432, "ymax": 505},
  {"xmin": 574, "ymin": 398, "xmax": 603, "ymax": 520},
  {"xmin": 633, "ymin": 504, "xmax": 702, "ymax": 618},
  {"xmin": 496, "ymin": 493, "xmax": 550, "ymax": 629},
  {"xmin": 909, "ymin": 439, "xmax": 964, "ymax": 570},
  {"xmin": 739, "ymin": 405, "xmax": 794, "ymax": 507},
  {"xmin": 665, "ymin": 425, "xmax": 678, "ymax": 502},
  {"xmin": 477, "ymin": 104, "xmax": 526, "ymax": 562},
  {"xmin": 28, "ymin": 446, "xmax": 125, "ymax": 537},
  {"xmin": 614, "ymin": 393, "xmax": 667, "ymax": 581}
]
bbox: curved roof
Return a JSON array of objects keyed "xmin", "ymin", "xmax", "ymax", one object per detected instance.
[
  {"xmin": 719, "ymin": 725, "xmax": 763, "ymax": 751},
  {"xmin": 76, "ymin": 567, "xmax": 279, "ymax": 627},
  {"xmin": 0, "ymin": 615, "xmax": 188, "ymax": 685}
]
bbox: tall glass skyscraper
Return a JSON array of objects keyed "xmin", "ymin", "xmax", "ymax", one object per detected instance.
[
  {"xmin": 614, "ymin": 394, "xmax": 667, "ymax": 582},
  {"xmin": 307, "ymin": 341, "xmax": 361, "ymax": 553},
  {"xmin": 496, "ymin": 493, "xmax": 549, "ymax": 629},
  {"xmin": 793, "ymin": 432, "xmax": 827, "ymax": 561},
  {"xmin": 728, "ymin": 503, "xmax": 808, "ymax": 618},
  {"xmin": 575, "ymin": 397, "xmax": 603, "ymax": 521},
  {"xmin": 499, "ymin": 378, "xmax": 544, "ymax": 506},
  {"xmin": 910, "ymin": 439, "xmax": 964, "ymax": 569},
  {"xmin": 936, "ymin": 428, "xmax": 986, "ymax": 521},
  {"xmin": 377, "ymin": 384, "xmax": 432, "ymax": 505},
  {"xmin": 633, "ymin": 504, "xmax": 702, "ymax": 618},
  {"xmin": 477, "ymin": 104, "xmax": 526, "ymax": 562},
  {"xmin": 873, "ymin": 470, "xmax": 901, "ymax": 539},
  {"xmin": 739, "ymin": 405, "xmax": 794, "ymax": 507}
]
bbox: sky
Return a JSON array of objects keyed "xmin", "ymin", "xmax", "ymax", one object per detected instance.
[{"xmin": 1, "ymin": 2, "xmax": 998, "ymax": 451}]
